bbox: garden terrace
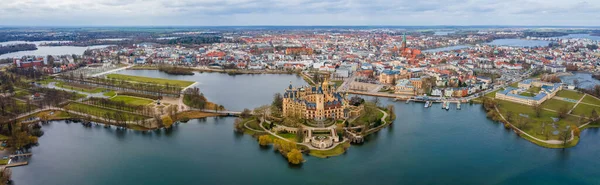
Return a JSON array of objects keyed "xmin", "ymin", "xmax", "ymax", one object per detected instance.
[
  {"xmin": 85, "ymin": 97, "xmax": 155, "ymax": 117},
  {"xmin": 106, "ymin": 74, "xmax": 194, "ymax": 88},
  {"xmin": 64, "ymin": 102, "xmax": 151, "ymax": 121},
  {"xmin": 58, "ymin": 76, "xmax": 183, "ymax": 97},
  {"xmin": 110, "ymin": 95, "xmax": 154, "ymax": 106}
]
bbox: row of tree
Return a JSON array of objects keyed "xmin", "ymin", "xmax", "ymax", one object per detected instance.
[{"xmin": 0, "ymin": 44, "xmax": 37, "ymax": 55}]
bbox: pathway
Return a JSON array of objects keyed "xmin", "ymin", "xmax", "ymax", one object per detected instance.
[
  {"xmin": 3, "ymin": 107, "xmax": 158, "ymax": 128},
  {"xmin": 89, "ymin": 64, "xmax": 132, "ymax": 77},
  {"xmin": 46, "ymin": 82, "xmax": 107, "ymax": 98},
  {"xmin": 568, "ymin": 94, "xmax": 587, "ymax": 114}
]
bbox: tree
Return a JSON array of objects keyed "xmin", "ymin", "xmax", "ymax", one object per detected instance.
[
  {"xmin": 286, "ymin": 149, "xmax": 303, "ymax": 164},
  {"xmin": 233, "ymin": 118, "xmax": 245, "ymax": 132},
  {"xmin": 253, "ymin": 105, "xmax": 270, "ymax": 120},
  {"xmin": 573, "ymin": 79, "xmax": 580, "ymax": 89},
  {"xmin": 506, "ymin": 111, "xmax": 514, "ymax": 122},
  {"xmin": 296, "ymin": 126, "xmax": 305, "ymax": 142},
  {"xmin": 591, "ymin": 109, "xmax": 599, "ymax": 124},
  {"xmin": 559, "ymin": 128, "xmax": 571, "ymax": 149},
  {"xmin": 240, "ymin": 108, "xmax": 252, "ymax": 119},
  {"xmin": 533, "ymin": 103, "xmax": 542, "ymax": 118},
  {"xmin": 558, "ymin": 105, "xmax": 569, "ymax": 119},
  {"xmin": 272, "ymin": 93, "xmax": 283, "ymax": 110},
  {"xmin": 162, "ymin": 115, "xmax": 174, "ymax": 127},
  {"xmin": 258, "ymin": 135, "xmax": 272, "ymax": 146}
]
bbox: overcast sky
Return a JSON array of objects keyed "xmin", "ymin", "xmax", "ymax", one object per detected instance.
[{"xmin": 1, "ymin": 0, "xmax": 599, "ymax": 26}]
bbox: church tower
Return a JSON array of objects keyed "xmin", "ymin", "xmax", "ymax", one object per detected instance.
[{"xmin": 401, "ymin": 32, "xmax": 407, "ymax": 49}]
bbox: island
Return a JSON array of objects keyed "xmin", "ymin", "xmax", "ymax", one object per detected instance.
[{"xmin": 234, "ymin": 79, "xmax": 395, "ymax": 164}]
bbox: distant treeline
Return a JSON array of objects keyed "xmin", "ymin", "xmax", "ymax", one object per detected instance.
[
  {"xmin": 0, "ymin": 44, "xmax": 37, "ymax": 55},
  {"xmin": 524, "ymin": 32, "xmax": 569, "ymax": 38},
  {"xmin": 158, "ymin": 66, "xmax": 194, "ymax": 75},
  {"xmin": 165, "ymin": 36, "xmax": 222, "ymax": 45}
]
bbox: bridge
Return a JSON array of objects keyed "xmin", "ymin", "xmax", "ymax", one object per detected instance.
[{"xmin": 186, "ymin": 108, "xmax": 242, "ymax": 116}]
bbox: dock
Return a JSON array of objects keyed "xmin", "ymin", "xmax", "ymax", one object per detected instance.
[
  {"xmin": 5, "ymin": 161, "xmax": 28, "ymax": 167},
  {"xmin": 9, "ymin": 153, "xmax": 32, "ymax": 158}
]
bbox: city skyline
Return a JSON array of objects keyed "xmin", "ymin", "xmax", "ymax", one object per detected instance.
[{"xmin": 1, "ymin": 0, "xmax": 600, "ymax": 26}]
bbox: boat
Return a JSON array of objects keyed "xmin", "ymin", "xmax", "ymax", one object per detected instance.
[
  {"xmin": 424, "ymin": 101, "xmax": 430, "ymax": 108},
  {"xmin": 441, "ymin": 101, "xmax": 445, "ymax": 109},
  {"xmin": 457, "ymin": 102, "xmax": 461, "ymax": 110},
  {"xmin": 406, "ymin": 99, "xmax": 410, "ymax": 104},
  {"xmin": 445, "ymin": 102, "xmax": 450, "ymax": 110}
]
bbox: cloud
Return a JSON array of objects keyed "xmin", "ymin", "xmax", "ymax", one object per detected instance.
[{"xmin": 0, "ymin": 0, "xmax": 598, "ymax": 26}]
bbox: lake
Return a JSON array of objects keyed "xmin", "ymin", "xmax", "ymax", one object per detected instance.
[
  {"xmin": 553, "ymin": 34, "xmax": 600, "ymax": 41},
  {"xmin": 423, "ymin": 45, "xmax": 470, "ymax": 53},
  {"xmin": 486, "ymin": 39, "xmax": 551, "ymax": 47},
  {"xmin": 11, "ymin": 71, "xmax": 600, "ymax": 185},
  {"xmin": 0, "ymin": 41, "xmax": 110, "ymax": 59},
  {"xmin": 561, "ymin": 72, "xmax": 600, "ymax": 89}
]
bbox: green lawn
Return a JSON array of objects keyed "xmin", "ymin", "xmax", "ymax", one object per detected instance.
[
  {"xmin": 519, "ymin": 92, "xmax": 535, "ymax": 97},
  {"xmin": 541, "ymin": 99, "xmax": 576, "ymax": 111},
  {"xmin": 496, "ymin": 99, "xmax": 580, "ymax": 140},
  {"xmin": 0, "ymin": 134, "xmax": 9, "ymax": 141},
  {"xmin": 107, "ymin": 74, "xmax": 194, "ymax": 87},
  {"xmin": 110, "ymin": 95, "xmax": 154, "ymax": 106},
  {"xmin": 509, "ymin": 82, "xmax": 519, "ymax": 88},
  {"xmin": 332, "ymin": 80, "xmax": 343, "ymax": 87},
  {"xmin": 582, "ymin": 95, "xmax": 600, "ymax": 105},
  {"xmin": 571, "ymin": 103, "xmax": 600, "ymax": 117},
  {"xmin": 556, "ymin": 90, "xmax": 584, "ymax": 100},
  {"xmin": 56, "ymin": 82, "xmax": 105, "ymax": 93},
  {"xmin": 65, "ymin": 102, "xmax": 150, "ymax": 121},
  {"xmin": 277, "ymin": 133, "xmax": 297, "ymax": 142},
  {"xmin": 528, "ymin": 86, "xmax": 542, "ymax": 93},
  {"xmin": 485, "ymin": 88, "xmax": 503, "ymax": 98},
  {"xmin": 309, "ymin": 142, "xmax": 350, "ymax": 158},
  {"xmin": 0, "ymin": 159, "xmax": 8, "ymax": 165},
  {"xmin": 103, "ymin": 91, "xmax": 116, "ymax": 97}
]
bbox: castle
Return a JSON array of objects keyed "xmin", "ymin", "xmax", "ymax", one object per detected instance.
[{"xmin": 283, "ymin": 79, "xmax": 349, "ymax": 120}]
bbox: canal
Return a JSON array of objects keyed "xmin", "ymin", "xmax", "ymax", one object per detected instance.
[{"xmin": 12, "ymin": 71, "xmax": 600, "ymax": 185}]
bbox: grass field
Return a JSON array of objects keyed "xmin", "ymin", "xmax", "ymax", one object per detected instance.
[
  {"xmin": 106, "ymin": 74, "xmax": 194, "ymax": 87},
  {"xmin": 582, "ymin": 95, "xmax": 600, "ymax": 105},
  {"xmin": 541, "ymin": 99, "xmax": 576, "ymax": 111},
  {"xmin": 277, "ymin": 133, "xmax": 298, "ymax": 142},
  {"xmin": 556, "ymin": 90, "xmax": 584, "ymax": 100},
  {"xmin": 309, "ymin": 142, "xmax": 350, "ymax": 158},
  {"xmin": 496, "ymin": 99, "xmax": 580, "ymax": 140},
  {"xmin": 103, "ymin": 91, "xmax": 116, "ymax": 97},
  {"xmin": 571, "ymin": 103, "xmax": 600, "ymax": 117},
  {"xmin": 56, "ymin": 82, "xmax": 105, "ymax": 93},
  {"xmin": 110, "ymin": 95, "xmax": 154, "ymax": 106},
  {"xmin": 65, "ymin": 102, "xmax": 150, "ymax": 121}
]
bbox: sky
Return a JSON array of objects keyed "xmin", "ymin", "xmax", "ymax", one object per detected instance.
[{"xmin": 1, "ymin": 0, "xmax": 599, "ymax": 26}]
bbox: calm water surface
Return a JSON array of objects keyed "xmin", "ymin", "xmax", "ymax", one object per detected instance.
[
  {"xmin": 11, "ymin": 71, "xmax": 600, "ymax": 185},
  {"xmin": 0, "ymin": 41, "xmax": 109, "ymax": 59}
]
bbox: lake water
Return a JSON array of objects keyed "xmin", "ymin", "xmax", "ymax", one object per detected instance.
[
  {"xmin": 0, "ymin": 41, "xmax": 110, "ymax": 59},
  {"xmin": 553, "ymin": 34, "xmax": 600, "ymax": 41},
  {"xmin": 561, "ymin": 72, "xmax": 600, "ymax": 89},
  {"xmin": 486, "ymin": 39, "xmax": 551, "ymax": 47},
  {"xmin": 11, "ymin": 71, "xmax": 600, "ymax": 185},
  {"xmin": 423, "ymin": 45, "xmax": 470, "ymax": 53}
]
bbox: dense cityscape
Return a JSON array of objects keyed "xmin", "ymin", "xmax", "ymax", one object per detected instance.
[{"xmin": 2, "ymin": 17, "xmax": 600, "ymax": 185}]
